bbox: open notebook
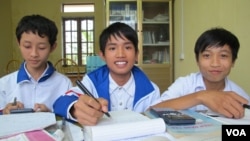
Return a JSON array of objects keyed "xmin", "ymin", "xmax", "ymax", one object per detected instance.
[
  {"xmin": 83, "ymin": 110, "xmax": 168, "ymax": 141},
  {"xmin": 0, "ymin": 112, "xmax": 56, "ymax": 138}
]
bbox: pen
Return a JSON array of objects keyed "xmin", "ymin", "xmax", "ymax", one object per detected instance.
[
  {"xmin": 243, "ymin": 104, "xmax": 250, "ymax": 109},
  {"xmin": 61, "ymin": 117, "xmax": 66, "ymax": 131},
  {"xmin": 75, "ymin": 80, "xmax": 111, "ymax": 118},
  {"xmin": 12, "ymin": 97, "xmax": 17, "ymax": 106}
]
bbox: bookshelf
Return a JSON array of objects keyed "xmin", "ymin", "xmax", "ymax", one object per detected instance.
[{"xmin": 106, "ymin": 0, "xmax": 173, "ymax": 93}]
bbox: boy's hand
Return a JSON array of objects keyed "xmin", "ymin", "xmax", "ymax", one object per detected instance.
[
  {"xmin": 2, "ymin": 101, "xmax": 24, "ymax": 114},
  {"xmin": 34, "ymin": 103, "xmax": 51, "ymax": 112},
  {"xmin": 71, "ymin": 94, "xmax": 108, "ymax": 126},
  {"xmin": 201, "ymin": 90, "xmax": 248, "ymax": 119}
]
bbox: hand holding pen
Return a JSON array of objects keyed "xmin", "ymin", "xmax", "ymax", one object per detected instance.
[
  {"xmin": 75, "ymin": 80, "xmax": 111, "ymax": 118},
  {"xmin": 2, "ymin": 97, "xmax": 24, "ymax": 114},
  {"xmin": 12, "ymin": 97, "xmax": 17, "ymax": 106},
  {"xmin": 243, "ymin": 104, "xmax": 250, "ymax": 109}
]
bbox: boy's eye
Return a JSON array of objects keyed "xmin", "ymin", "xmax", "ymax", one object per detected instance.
[
  {"xmin": 108, "ymin": 46, "xmax": 115, "ymax": 51},
  {"xmin": 125, "ymin": 46, "xmax": 132, "ymax": 50},
  {"xmin": 221, "ymin": 54, "xmax": 228, "ymax": 58},
  {"xmin": 202, "ymin": 54, "xmax": 210, "ymax": 58},
  {"xmin": 38, "ymin": 44, "xmax": 48, "ymax": 50},
  {"xmin": 24, "ymin": 45, "xmax": 31, "ymax": 49},
  {"xmin": 39, "ymin": 47, "xmax": 46, "ymax": 50}
]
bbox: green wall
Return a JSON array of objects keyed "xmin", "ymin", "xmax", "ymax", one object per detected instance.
[
  {"xmin": 0, "ymin": 0, "xmax": 12, "ymax": 75},
  {"xmin": 0, "ymin": 0, "xmax": 249, "ymax": 95}
]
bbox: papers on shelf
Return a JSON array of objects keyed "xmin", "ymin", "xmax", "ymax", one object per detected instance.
[{"xmin": 144, "ymin": 14, "xmax": 169, "ymax": 22}]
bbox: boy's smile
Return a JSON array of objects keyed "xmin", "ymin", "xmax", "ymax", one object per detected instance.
[
  {"xmin": 100, "ymin": 34, "xmax": 138, "ymax": 85},
  {"xmin": 197, "ymin": 45, "xmax": 234, "ymax": 88}
]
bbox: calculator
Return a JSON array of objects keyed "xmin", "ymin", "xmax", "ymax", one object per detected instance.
[
  {"xmin": 150, "ymin": 108, "xmax": 196, "ymax": 125},
  {"xmin": 10, "ymin": 108, "xmax": 34, "ymax": 114}
]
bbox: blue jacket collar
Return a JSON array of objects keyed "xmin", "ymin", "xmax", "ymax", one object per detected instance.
[
  {"xmin": 17, "ymin": 61, "xmax": 55, "ymax": 83},
  {"xmin": 88, "ymin": 65, "xmax": 154, "ymax": 110}
]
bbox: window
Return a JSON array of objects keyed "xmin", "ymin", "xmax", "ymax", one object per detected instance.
[
  {"xmin": 62, "ymin": 4, "xmax": 95, "ymax": 66},
  {"xmin": 62, "ymin": 18, "xmax": 94, "ymax": 65},
  {"xmin": 63, "ymin": 4, "xmax": 94, "ymax": 12}
]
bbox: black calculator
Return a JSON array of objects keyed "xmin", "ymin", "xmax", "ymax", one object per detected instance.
[
  {"xmin": 10, "ymin": 108, "xmax": 34, "ymax": 114},
  {"xmin": 150, "ymin": 108, "xmax": 196, "ymax": 125}
]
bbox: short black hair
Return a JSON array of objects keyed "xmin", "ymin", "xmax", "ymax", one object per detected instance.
[
  {"xmin": 99, "ymin": 22, "xmax": 138, "ymax": 55},
  {"xmin": 15, "ymin": 14, "xmax": 58, "ymax": 47},
  {"xmin": 194, "ymin": 27, "xmax": 239, "ymax": 62}
]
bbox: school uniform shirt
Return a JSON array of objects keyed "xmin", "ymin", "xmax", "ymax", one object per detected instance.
[
  {"xmin": 154, "ymin": 72, "xmax": 250, "ymax": 111},
  {"xmin": 53, "ymin": 65, "xmax": 161, "ymax": 120},
  {"xmin": 0, "ymin": 61, "xmax": 72, "ymax": 112}
]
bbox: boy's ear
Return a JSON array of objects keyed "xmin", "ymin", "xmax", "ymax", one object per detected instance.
[{"xmin": 50, "ymin": 43, "xmax": 57, "ymax": 52}]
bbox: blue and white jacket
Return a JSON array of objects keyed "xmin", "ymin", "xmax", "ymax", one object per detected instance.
[
  {"xmin": 0, "ymin": 61, "xmax": 72, "ymax": 112},
  {"xmin": 53, "ymin": 65, "xmax": 160, "ymax": 119}
]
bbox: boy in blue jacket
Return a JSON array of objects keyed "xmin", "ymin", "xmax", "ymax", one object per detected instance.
[{"xmin": 53, "ymin": 22, "xmax": 160, "ymax": 125}]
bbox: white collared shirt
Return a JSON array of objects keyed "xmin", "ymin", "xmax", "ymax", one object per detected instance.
[
  {"xmin": 157, "ymin": 72, "xmax": 250, "ymax": 111},
  {"xmin": 109, "ymin": 73, "xmax": 135, "ymax": 111},
  {"xmin": 23, "ymin": 62, "xmax": 49, "ymax": 83}
]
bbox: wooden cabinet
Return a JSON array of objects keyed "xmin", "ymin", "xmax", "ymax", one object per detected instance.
[{"xmin": 106, "ymin": 0, "xmax": 173, "ymax": 93}]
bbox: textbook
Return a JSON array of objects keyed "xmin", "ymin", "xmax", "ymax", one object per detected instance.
[
  {"xmin": 0, "ymin": 130, "xmax": 56, "ymax": 141},
  {"xmin": 145, "ymin": 108, "xmax": 223, "ymax": 141},
  {"xmin": 0, "ymin": 112, "xmax": 56, "ymax": 138},
  {"xmin": 82, "ymin": 110, "xmax": 168, "ymax": 141}
]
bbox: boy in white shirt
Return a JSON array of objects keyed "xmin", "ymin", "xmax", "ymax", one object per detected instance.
[
  {"xmin": 153, "ymin": 28, "xmax": 250, "ymax": 119},
  {"xmin": 0, "ymin": 14, "xmax": 72, "ymax": 114}
]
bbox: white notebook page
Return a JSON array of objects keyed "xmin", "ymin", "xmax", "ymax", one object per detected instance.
[{"xmin": 83, "ymin": 110, "xmax": 166, "ymax": 141}]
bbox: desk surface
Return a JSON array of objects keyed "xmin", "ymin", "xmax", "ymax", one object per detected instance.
[
  {"xmin": 7, "ymin": 110, "xmax": 246, "ymax": 141},
  {"xmin": 54, "ymin": 110, "xmax": 221, "ymax": 141},
  {"xmin": 146, "ymin": 109, "xmax": 250, "ymax": 141},
  {"xmin": 53, "ymin": 111, "xmax": 221, "ymax": 141},
  {"xmin": 145, "ymin": 109, "xmax": 222, "ymax": 141}
]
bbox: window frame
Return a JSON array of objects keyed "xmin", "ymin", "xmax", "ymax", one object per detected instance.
[{"xmin": 62, "ymin": 17, "xmax": 95, "ymax": 66}]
